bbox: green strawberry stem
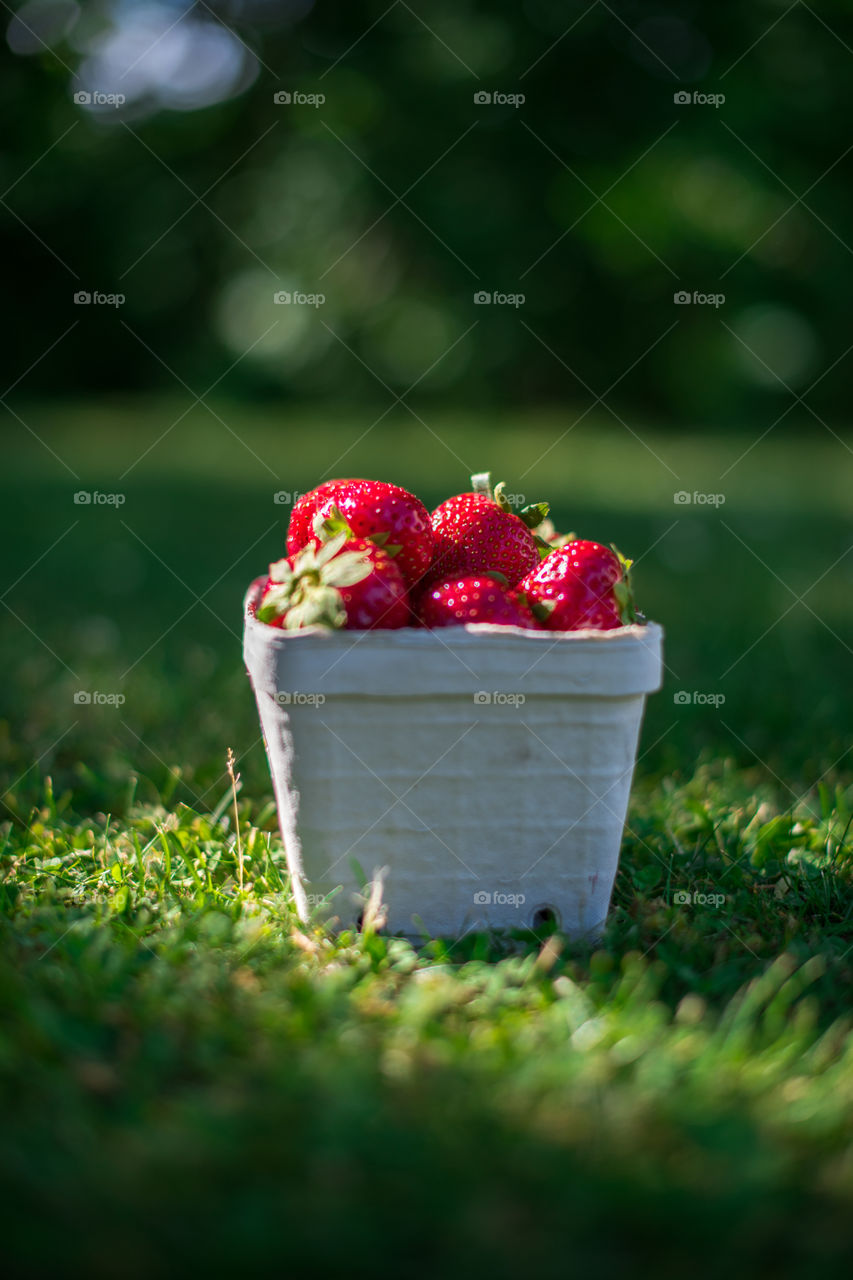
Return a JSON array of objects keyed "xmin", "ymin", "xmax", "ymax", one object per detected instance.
[{"xmin": 470, "ymin": 473, "xmax": 549, "ymax": 529}]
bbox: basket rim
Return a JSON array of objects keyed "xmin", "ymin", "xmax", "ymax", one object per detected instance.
[{"xmin": 243, "ymin": 579, "xmax": 663, "ymax": 649}]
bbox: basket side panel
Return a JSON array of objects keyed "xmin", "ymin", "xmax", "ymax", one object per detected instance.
[{"xmin": 284, "ymin": 693, "xmax": 647, "ymax": 937}]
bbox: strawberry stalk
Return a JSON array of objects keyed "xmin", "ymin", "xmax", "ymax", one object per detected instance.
[{"xmin": 470, "ymin": 471, "xmax": 550, "ymax": 529}]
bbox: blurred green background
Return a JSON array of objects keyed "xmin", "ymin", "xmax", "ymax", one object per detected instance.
[
  {"xmin": 3, "ymin": 0, "xmax": 853, "ymax": 420},
  {"xmin": 1, "ymin": 0, "xmax": 851, "ymax": 812}
]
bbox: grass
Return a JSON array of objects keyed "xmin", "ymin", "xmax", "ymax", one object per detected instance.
[{"xmin": 2, "ymin": 399, "xmax": 852, "ymax": 1272}]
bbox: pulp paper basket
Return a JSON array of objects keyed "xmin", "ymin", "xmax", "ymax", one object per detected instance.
[{"xmin": 244, "ymin": 582, "xmax": 663, "ymax": 939}]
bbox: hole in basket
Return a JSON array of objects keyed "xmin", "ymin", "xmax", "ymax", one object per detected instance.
[
  {"xmin": 354, "ymin": 910, "xmax": 385, "ymax": 936},
  {"xmin": 531, "ymin": 905, "xmax": 559, "ymax": 930}
]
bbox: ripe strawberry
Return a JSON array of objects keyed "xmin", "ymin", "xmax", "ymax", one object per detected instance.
[
  {"xmin": 419, "ymin": 574, "xmax": 541, "ymax": 629},
  {"xmin": 287, "ymin": 479, "xmax": 433, "ymax": 588},
  {"xmin": 519, "ymin": 540, "xmax": 636, "ymax": 632},
  {"xmin": 285, "ymin": 480, "xmax": 342, "ymax": 551},
  {"xmin": 426, "ymin": 473, "xmax": 548, "ymax": 588},
  {"xmin": 257, "ymin": 534, "xmax": 409, "ymax": 631}
]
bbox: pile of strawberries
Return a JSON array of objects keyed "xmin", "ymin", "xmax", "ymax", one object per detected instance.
[{"xmin": 252, "ymin": 474, "xmax": 642, "ymax": 633}]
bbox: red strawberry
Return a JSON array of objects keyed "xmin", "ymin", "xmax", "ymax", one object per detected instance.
[
  {"xmin": 419, "ymin": 574, "xmax": 541, "ymax": 629},
  {"xmin": 519, "ymin": 540, "xmax": 636, "ymax": 632},
  {"xmin": 257, "ymin": 535, "xmax": 409, "ymax": 631},
  {"xmin": 285, "ymin": 481, "xmax": 342, "ymax": 551},
  {"xmin": 287, "ymin": 479, "xmax": 433, "ymax": 588},
  {"xmin": 426, "ymin": 473, "xmax": 547, "ymax": 588}
]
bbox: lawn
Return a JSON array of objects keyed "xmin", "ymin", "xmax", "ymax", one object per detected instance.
[{"xmin": 1, "ymin": 400, "xmax": 852, "ymax": 1274}]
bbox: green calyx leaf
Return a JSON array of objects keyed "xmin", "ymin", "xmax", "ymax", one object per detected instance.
[
  {"xmin": 257, "ymin": 582, "xmax": 293, "ymax": 622},
  {"xmin": 284, "ymin": 587, "xmax": 346, "ymax": 630},
  {"xmin": 366, "ymin": 532, "xmax": 402, "ymax": 558},
  {"xmin": 518, "ymin": 501, "xmax": 550, "ymax": 529},
  {"xmin": 259, "ymin": 539, "xmax": 374, "ymax": 630},
  {"xmin": 314, "ymin": 504, "xmax": 354, "ymax": 544},
  {"xmin": 257, "ymin": 603, "xmax": 281, "ymax": 625},
  {"xmin": 268, "ymin": 558, "xmax": 294, "ymax": 585},
  {"xmin": 531, "ymin": 599, "xmax": 556, "ymax": 623},
  {"xmin": 483, "ymin": 570, "xmax": 508, "ymax": 586},
  {"xmin": 311, "ymin": 532, "xmax": 350, "ymax": 569},
  {"xmin": 490, "ymin": 479, "xmax": 549, "ymax": 527},
  {"xmin": 610, "ymin": 543, "xmax": 638, "ymax": 625},
  {"xmin": 534, "ymin": 535, "xmax": 554, "ymax": 558},
  {"xmin": 321, "ymin": 550, "xmax": 373, "ymax": 589}
]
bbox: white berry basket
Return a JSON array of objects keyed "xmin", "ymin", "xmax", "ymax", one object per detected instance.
[{"xmin": 243, "ymin": 581, "xmax": 663, "ymax": 940}]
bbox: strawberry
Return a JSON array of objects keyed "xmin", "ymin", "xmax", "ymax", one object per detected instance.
[
  {"xmin": 419, "ymin": 574, "xmax": 541, "ymax": 629},
  {"xmin": 519, "ymin": 540, "xmax": 637, "ymax": 632},
  {"xmin": 287, "ymin": 479, "xmax": 433, "ymax": 588},
  {"xmin": 426, "ymin": 473, "xmax": 547, "ymax": 588},
  {"xmin": 285, "ymin": 480, "xmax": 342, "ymax": 551},
  {"xmin": 257, "ymin": 534, "xmax": 409, "ymax": 631}
]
